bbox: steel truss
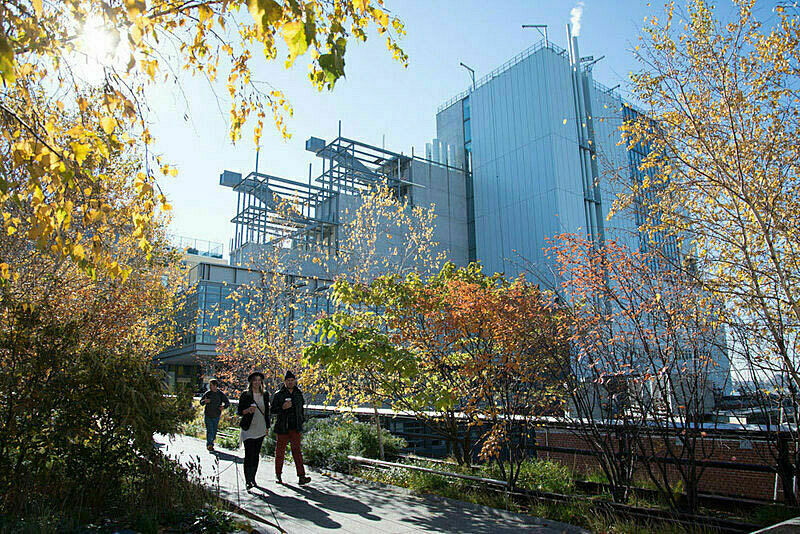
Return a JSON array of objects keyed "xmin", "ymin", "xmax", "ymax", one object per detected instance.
[{"xmin": 229, "ymin": 136, "xmax": 415, "ymax": 257}]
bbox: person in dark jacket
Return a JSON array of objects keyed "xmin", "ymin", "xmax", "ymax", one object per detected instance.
[
  {"xmin": 238, "ymin": 372, "xmax": 270, "ymax": 490},
  {"xmin": 200, "ymin": 379, "xmax": 230, "ymax": 452},
  {"xmin": 270, "ymin": 370, "xmax": 311, "ymax": 485}
]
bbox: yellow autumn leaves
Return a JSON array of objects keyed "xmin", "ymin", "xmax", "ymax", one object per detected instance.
[
  {"xmin": 1, "ymin": 0, "xmax": 406, "ymax": 284},
  {"xmin": 619, "ymin": 0, "xmax": 800, "ymax": 389}
]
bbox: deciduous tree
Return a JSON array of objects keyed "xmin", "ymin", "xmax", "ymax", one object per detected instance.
[
  {"xmin": 307, "ymin": 262, "xmax": 567, "ymax": 482},
  {"xmin": 549, "ymin": 233, "xmax": 729, "ymax": 512},
  {"xmin": 620, "ymin": 0, "xmax": 800, "ymax": 394},
  {"xmin": 1, "ymin": 0, "xmax": 406, "ymax": 279},
  {"xmin": 0, "ymin": 149, "xmax": 194, "ymax": 514}
]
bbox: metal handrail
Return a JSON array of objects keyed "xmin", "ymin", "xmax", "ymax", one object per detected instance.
[{"xmin": 348, "ymin": 455, "xmax": 507, "ymax": 487}]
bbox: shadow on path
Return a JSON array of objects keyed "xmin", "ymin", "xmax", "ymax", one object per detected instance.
[
  {"xmin": 399, "ymin": 493, "xmax": 578, "ymax": 534},
  {"xmin": 288, "ymin": 484, "xmax": 381, "ymax": 522},
  {"xmin": 156, "ymin": 434, "xmax": 588, "ymax": 534},
  {"xmin": 252, "ymin": 487, "xmax": 342, "ymax": 530},
  {"xmin": 212, "ymin": 450, "xmax": 242, "ymax": 464}
]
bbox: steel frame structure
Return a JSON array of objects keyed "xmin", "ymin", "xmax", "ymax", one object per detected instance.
[{"xmin": 229, "ymin": 135, "xmax": 415, "ymax": 258}]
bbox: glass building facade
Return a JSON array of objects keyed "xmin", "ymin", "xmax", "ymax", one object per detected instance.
[
  {"xmin": 436, "ymin": 38, "xmax": 729, "ymax": 395},
  {"xmin": 157, "ymin": 37, "xmax": 726, "ymax": 396},
  {"xmin": 436, "ymin": 40, "xmax": 648, "ymax": 284},
  {"xmin": 156, "ymin": 260, "xmax": 333, "ymax": 391}
]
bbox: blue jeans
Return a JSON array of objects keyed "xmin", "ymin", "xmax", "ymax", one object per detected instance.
[{"xmin": 205, "ymin": 416, "xmax": 219, "ymax": 446}]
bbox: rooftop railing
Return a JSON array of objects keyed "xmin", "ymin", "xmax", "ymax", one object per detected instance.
[
  {"xmin": 437, "ymin": 39, "xmax": 568, "ymax": 113},
  {"xmin": 169, "ymin": 234, "xmax": 224, "ymax": 259}
]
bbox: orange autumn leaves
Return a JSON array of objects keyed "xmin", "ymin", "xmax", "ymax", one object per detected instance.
[
  {"xmin": 307, "ymin": 262, "xmax": 567, "ymax": 468},
  {"xmin": 548, "ymin": 233, "xmax": 723, "ymax": 387}
]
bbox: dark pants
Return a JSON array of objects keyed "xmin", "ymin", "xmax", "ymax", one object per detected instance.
[
  {"xmin": 243, "ymin": 436, "xmax": 265, "ymax": 485},
  {"xmin": 275, "ymin": 430, "xmax": 306, "ymax": 478}
]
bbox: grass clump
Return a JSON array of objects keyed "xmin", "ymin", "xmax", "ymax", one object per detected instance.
[
  {"xmin": 483, "ymin": 459, "xmax": 575, "ymax": 494},
  {"xmin": 356, "ymin": 457, "xmax": 705, "ymax": 533},
  {"xmin": 216, "ymin": 429, "xmax": 241, "ymax": 450},
  {"xmin": 749, "ymin": 504, "xmax": 800, "ymax": 526}
]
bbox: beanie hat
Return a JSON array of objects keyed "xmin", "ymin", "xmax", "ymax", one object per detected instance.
[{"xmin": 284, "ymin": 370, "xmax": 296, "ymax": 380}]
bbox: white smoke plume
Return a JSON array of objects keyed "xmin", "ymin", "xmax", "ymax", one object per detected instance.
[{"xmin": 570, "ymin": 1, "xmax": 585, "ymax": 37}]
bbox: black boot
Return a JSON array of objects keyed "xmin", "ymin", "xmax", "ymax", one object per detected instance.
[{"xmin": 244, "ymin": 466, "xmax": 253, "ymax": 490}]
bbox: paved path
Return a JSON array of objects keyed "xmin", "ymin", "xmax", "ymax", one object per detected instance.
[{"xmin": 155, "ymin": 434, "xmax": 587, "ymax": 534}]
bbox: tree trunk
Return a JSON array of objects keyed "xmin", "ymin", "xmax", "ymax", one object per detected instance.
[
  {"xmin": 372, "ymin": 403, "xmax": 385, "ymax": 460},
  {"xmin": 777, "ymin": 435, "xmax": 797, "ymax": 506},
  {"xmin": 462, "ymin": 431, "xmax": 472, "ymax": 467},
  {"xmin": 686, "ymin": 469, "xmax": 699, "ymax": 515}
]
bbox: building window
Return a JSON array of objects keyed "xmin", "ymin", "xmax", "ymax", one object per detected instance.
[{"xmin": 463, "ymin": 96, "xmax": 476, "ymax": 262}]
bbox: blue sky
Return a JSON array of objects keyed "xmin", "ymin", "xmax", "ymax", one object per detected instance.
[{"xmin": 149, "ymin": 0, "xmax": 778, "ymax": 256}]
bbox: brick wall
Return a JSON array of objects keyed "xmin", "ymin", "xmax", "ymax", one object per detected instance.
[{"xmin": 539, "ymin": 428, "xmax": 789, "ymax": 501}]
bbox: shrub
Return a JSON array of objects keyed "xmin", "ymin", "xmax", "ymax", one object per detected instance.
[
  {"xmin": 265, "ymin": 416, "xmax": 406, "ymax": 471},
  {"xmin": 180, "ymin": 417, "xmax": 207, "ymax": 439},
  {"xmin": 483, "ymin": 458, "xmax": 575, "ymax": 494},
  {"xmin": 0, "ymin": 449, "xmax": 234, "ymax": 533},
  {"xmin": 217, "ymin": 429, "xmax": 241, "ymax": 450},
  {"xmin": 218, "ymin": 405, "xmax": 240, "ymax": 429},
  {"xmin": 0, "ymin": 235, "xmax": 198, "ymax": 527},
  {"xmin": 180, "ymin": 403, "xmax": 239, "ymax": 439}
]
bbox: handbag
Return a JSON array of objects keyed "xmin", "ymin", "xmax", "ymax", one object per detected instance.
[
  {"xmin": 239, "ymin": 393, "xmax": 266, "ymax": 431},
  {"xmin": 239, "ymin": 412, "xmax": 254, "ymax": 431}
]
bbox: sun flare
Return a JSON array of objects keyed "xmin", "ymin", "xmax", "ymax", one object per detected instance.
[{"xmin": 75, "ymin": 14, "xmax": 126, "ymax": 83}]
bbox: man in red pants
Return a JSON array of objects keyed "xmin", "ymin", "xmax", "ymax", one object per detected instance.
[{"xmin": 270, "ymin": 370, "xmax": 311, "ymax": 485}]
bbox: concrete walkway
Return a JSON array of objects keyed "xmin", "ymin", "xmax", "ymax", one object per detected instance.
[{"xmin": 155, "ymin": 434, "xmax": 587, "ymax": 534}]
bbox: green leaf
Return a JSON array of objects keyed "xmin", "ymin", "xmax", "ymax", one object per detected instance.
[
  {"xmin": 247, "ymin": 0, "xmax": 282, "ymax": 33},
  {"xmin": 0, "ymin": 35, "xmax": 15, "ymax": 85},
  {"xmin": 282, "ymin": 21, "xmax": 308, "ymax": 66},
  {"xmin": 319, "ymin": 51, "xmax": 345, "ymax": 85}
]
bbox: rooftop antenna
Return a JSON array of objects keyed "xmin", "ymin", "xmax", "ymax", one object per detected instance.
[
  {"xmin": 582, "ymin": 55, "xmax": 605, "ymax": 70},
  {"xmin": 459, "ymin": 62, "xmax": 476, "ymax": 90},
  {"xmin": 522, "ymin": 24, "xmax": 548, "ymax": 47}
]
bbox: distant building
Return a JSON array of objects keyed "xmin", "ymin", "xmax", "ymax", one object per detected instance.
[
  {"xmin": 435, "ymin": 34, "xmax": 728, "ymax": 401},
  {"xmin": 156, "ymin": 236, "xmax": 260, "ymax": 391},
  {"xmin": 222, "ymin": 135, "xmax": 469, "ymax": 274},
  {"xmin": 168, "ymin": 234, "xmax": 227, "ymax": 267},
  {"xmin": 155, "ymin": 257, "xmax": 331, "ymax": 392},
  {"xmin": 435, "ymin": 36, "xmax": 680, "ymax": 284},
  {"xmin": 156, "ymin": 34, "xmax": 731, "ymax": 402}
]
